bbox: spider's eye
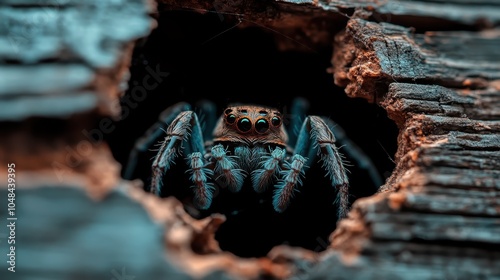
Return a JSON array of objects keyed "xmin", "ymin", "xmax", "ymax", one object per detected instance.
[
  {"xmin": 237, "ymin": 118, "xmax": 252, "ymax": 132},
  {"xmin": 271, "ymin": 116, "xmax": 281, "ymax": 127},
  {"xmin": 255, "ymin": 119, "xmax": 269, "ymax": 134},
  {"xmin": 226, "ymin": 114, "xmax": 236, "ymax": 124}
]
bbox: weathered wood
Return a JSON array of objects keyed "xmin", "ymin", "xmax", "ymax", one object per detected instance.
[
  {"xmin": 0, "ymin": 64, "xmax": 98, "ymax": 120},
  {"xmin": 383, "ymin": 83, "xmax": 500, "ymax": 122},
  {"xmin": 312, "ymin": 13, "xmax": 500, "ymax": 278},
  {"xmin": 332, "ymin": 18, "xmax": 500, "ymax": 102},
  {"xmin": 308, "ymin": 242, "xmax": 500, "ymax": 280},
  {"xmin": 416, "ymin": 148, "xmax": 500, "ymax": 170},
  {"xmin": 0, "ymin": 0, "xmax": 156, "ymax": 120},
  {"xmin": 381, "ymin": 83, "xmax": 500, "ymax": 192},
  {"xmin": 367, "ymin": 212, "xmax": 500, "ymax": 243},
  {"xmin": 0, "ymin": 187, "xmax": 192, "ymax": 280},
  {"xmin": 321, "ymin": 191, "xmax": 500, "ymax": 279},
  {"xmin": 0, "ymin": 2, "xmax": 155, "ymax": 65},
  {"xmin": 403, "ymin": 187, "xmax": 500, "ymax": 216},
  {"xmin": 283, "ymin": 0, "xmax": 500, "ymax": 27}
]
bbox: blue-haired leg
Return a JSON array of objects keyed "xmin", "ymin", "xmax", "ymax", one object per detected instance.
[
  {"xmin": 195, "ymin": 99, "xmax": 218, "ymax": 142},
  {"xmin": 309, "ymin": 116, "xmax": 350, "ymax": 219},
  {"xmin": 321, "ymin": 117, "xmax": 383, "ymax": 190},
  {"xmin": 251, "ymin": 147, "xmax": 286, "ymax": 193},
  {"xmin": 210, "ymin": 144, "xmax": 246, "ymax": 192},
  {"xmin": 287, "ymin": 97, "xmax": 310, "ymax": 148},
  {"xmin": 275, "ymin": 116, "xmax": 350, "ymax": 220},
  {"xmin": 151, "ymin": 110, "xmax": 207, "ymax": 196},
  {"xmin": 124, "ymin": 102, "xmax": 192, "ymax": 180},
  {"xmin": 273, "ymin": 154, "xmax": 307, "ymax": 212},
  {"xmin": 186, "ymin": 152, "xmax": 214, "ymax": 209}
]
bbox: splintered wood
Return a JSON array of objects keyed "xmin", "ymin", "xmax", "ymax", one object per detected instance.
[
  {"xmin": 332, "ymin": 18, "xmax": 500, "ymax": 102},
  {"xmin": 325, "ymin": 18, "xmax": 500, "ymax": 279}
]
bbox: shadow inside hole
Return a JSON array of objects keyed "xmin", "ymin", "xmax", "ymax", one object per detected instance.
[{"xmin": 105, "ymin": 10, "xmax": 398, "ymax": 258}]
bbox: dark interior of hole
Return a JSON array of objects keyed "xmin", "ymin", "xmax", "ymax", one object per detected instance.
[{"xmin": 105, "ymin": 10, "xmax": 398, "ymax": 258}]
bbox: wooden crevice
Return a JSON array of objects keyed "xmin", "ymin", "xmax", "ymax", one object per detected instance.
[{"xmin": 1, "ymin": 1, "xmax": 499, "ymax": 280}]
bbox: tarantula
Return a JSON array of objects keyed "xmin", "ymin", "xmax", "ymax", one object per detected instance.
[{"xmin": 124, "ymin": 98, "xmax": 382, "ymax": 220}]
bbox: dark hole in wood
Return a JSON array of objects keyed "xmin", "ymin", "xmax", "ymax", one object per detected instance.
[{"xmin": 106, "ymin": 10, "xmax": 398, "ymax": 258}]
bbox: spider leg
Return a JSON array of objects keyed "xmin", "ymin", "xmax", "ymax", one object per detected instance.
[
  {"xmin": 123, "ymin": 102, "xmax": 191, "ymax": 180},
  {"xmin": 287, "ymin": 97, "xmax": 310, "ymax": 148},
  {"xmin": 210, "ymin": 144, "xmax": 246, "ymax": 193},
  {"xmin": 251, "ymin": 147, "xmax": 286, "ymax": 193},
  {"xmin": 275, "ymin": 116, "xmax": 350, "ymax": 220},
  {"xmin": 195, "ymin": 99, "xmax": 218, "ymax": 141},
  {"xmin": 151, "ymin": 110, "xmax": 208, "ymax": 198},
  {"xmin": 186, "ymin": 152, "xmax": 214, "ymax": 210},
  {"xmin": 272, "ymin": 154, "xmax": 307, "ymax": 212},
  {"xmin": 321, "ymin": 117, "xmax": 383, "ymax": 190}
]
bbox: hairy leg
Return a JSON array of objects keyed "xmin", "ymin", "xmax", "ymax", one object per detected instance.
[
  {"xmin": 251, "ymin": 147, "xmax": 286, "ymax": 193},
  {"xmin": 123, "ymin": 102, "xmax": 191, "ymax": 180},
  {"xmin": 275, "ymin": 116, "xmax": 350, "ymax": 220},
  {"xmin": 321, "ymin": 117, "xmax": 383, "ymax": 190},
  {"xmin": 210, "ymin": 144, "xmax": 245, "ymax": 193},
  {"xmin": 272, "ymin": 154, "xmax": 307, "ymax": 212},
  {"xmin": 186, "ymin": 152, "xmax": 214, "ymax": 209},
  {"xmin": 287, "ymin": 97, "xmax": 309, "ymax": 148},
  {"xmin": 151, "ymin": 110, "xmax": 206, "ymax": 195}
]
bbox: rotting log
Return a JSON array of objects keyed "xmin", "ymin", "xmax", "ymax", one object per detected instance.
[{"xmin": 315, "ymin": 17, "xmax": 500, "ymax": 280}]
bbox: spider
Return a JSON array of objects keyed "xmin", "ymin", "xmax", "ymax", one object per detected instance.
[{"xmin": 124, "ymin": 98, "xmax": 382, "ymax": 220}]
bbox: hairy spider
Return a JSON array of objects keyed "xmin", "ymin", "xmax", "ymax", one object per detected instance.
[{"xmin": 124, "ymin": 98, "xmax": 382, "ymax": 220}]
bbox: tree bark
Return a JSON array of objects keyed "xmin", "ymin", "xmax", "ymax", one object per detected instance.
[
  {"xmin": 332, "ymin": 18, "xmax": 500, "ymax": 102},
  {"xmin": 322, "ymin": 17, "xmax": 500, "ymax": 280}
]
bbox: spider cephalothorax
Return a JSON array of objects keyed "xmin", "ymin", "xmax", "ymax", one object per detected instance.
[
  {"xmin": 125, "ymin": 99, "xmax": 381, "ymax": 220},
  {"xmin": 213, "ymin": 106, "xmax": 288, "ymax": 147}
]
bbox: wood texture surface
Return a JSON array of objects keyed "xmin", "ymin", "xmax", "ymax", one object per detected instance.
[
  {"xmin": 322, "ymin": 16, "xmax": 500, "ymax": 279},
  {"xmin": 332, "ymin": 18, "xmax": 500, "ymax": 102},
  {"xmin": 0, "ymin": 0, "xmax": 155, "ymax": 120}
]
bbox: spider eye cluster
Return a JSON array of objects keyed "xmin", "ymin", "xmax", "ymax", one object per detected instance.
[{"xmin": 224, "ymin": 107, "xmax": 282, "ymax": 134}]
